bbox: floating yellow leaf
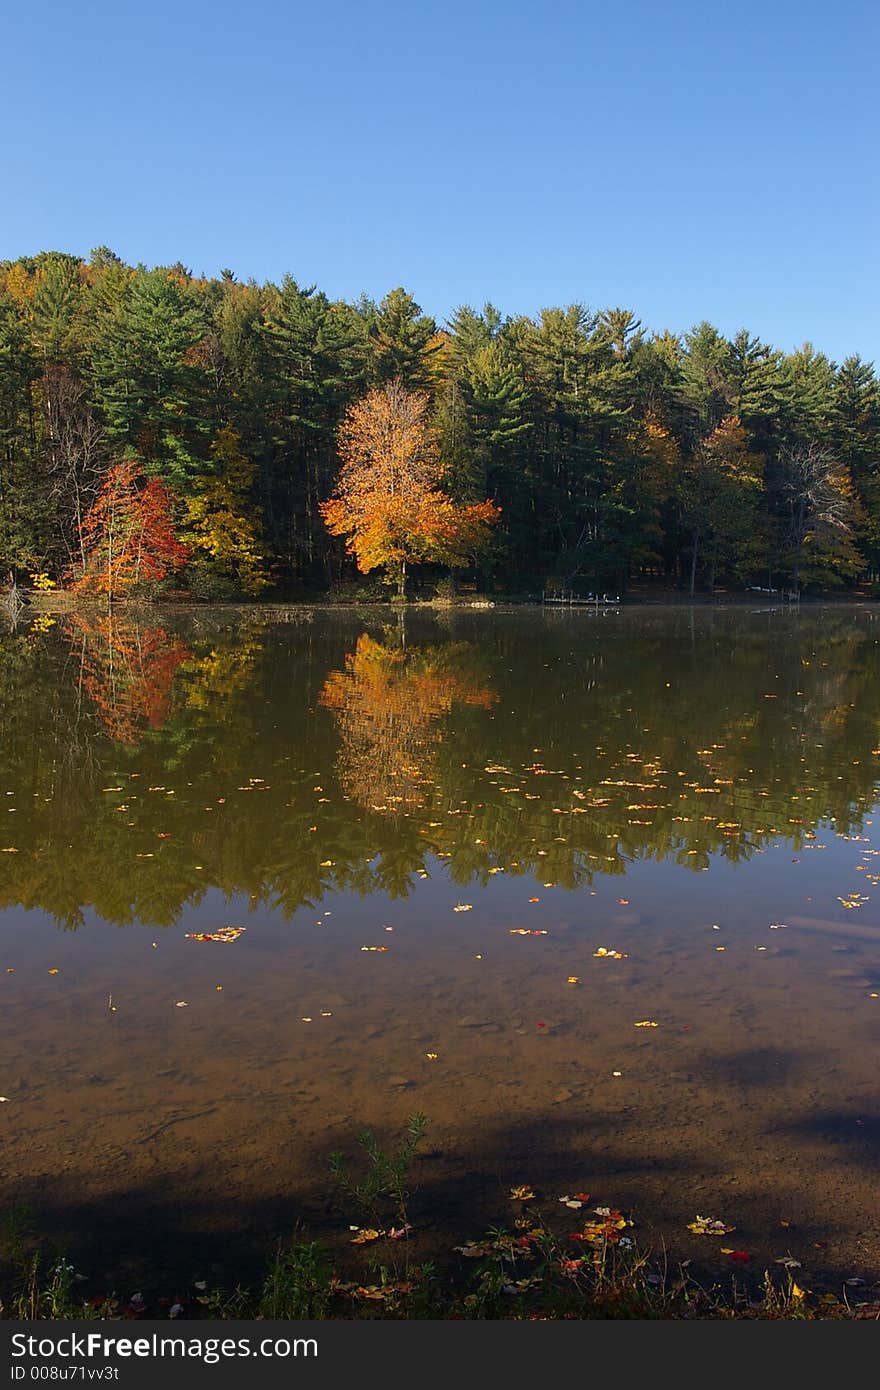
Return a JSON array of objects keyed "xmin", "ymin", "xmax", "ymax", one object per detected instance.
[
  {"xmin": 186, "ymin": 927, "xmax": 246, "ymax": 944},
  {"xmin": 688, "ymin": 1215, "xmax": 735, "ymax": 1235},
  {"xmin": 634, "ymin": 1020, "xmax": 658, "ymax": 1028},
  {"xmin": 350, "ymin": 1228, "xmax": 382, "ymax": 1244}
]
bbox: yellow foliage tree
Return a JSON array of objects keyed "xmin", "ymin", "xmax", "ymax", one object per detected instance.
[
  {"xmin": 320, "ymin": 379, "xmax": 499, "ymax": 597},
  {"xmin": 182, "ymin": 427, "xmax": 270, "ymax": 596}
]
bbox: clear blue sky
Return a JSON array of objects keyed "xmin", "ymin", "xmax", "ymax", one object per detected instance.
[{"xmin": 4, "ymin": 0, "xmax": 877, "ymax": 363}]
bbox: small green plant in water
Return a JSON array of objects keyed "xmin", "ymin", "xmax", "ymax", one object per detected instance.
[
  {"xmin": 259, "ymin": 1238, "xmax": 332, "ymax": 1319},
  {"xmin": 329, "ymin": 1113, "xmax": 427, "ymax": 1275}
]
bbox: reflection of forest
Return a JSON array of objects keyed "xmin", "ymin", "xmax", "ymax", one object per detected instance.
[
  {"xmin": 0, "ymin": 610, "xmax": 879, "ymax": 928},
  {"xmin": 320, "ymin": 632, "xmax": 497, "ymax": 811},
  {"xmin": 66, "ymin": 613, "xmax": 189, "ymax": 743}
]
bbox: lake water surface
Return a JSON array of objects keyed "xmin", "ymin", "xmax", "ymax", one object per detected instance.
[{"xmin": 1, "ymin": 605, "xmax": 879, "ymax": 1288}]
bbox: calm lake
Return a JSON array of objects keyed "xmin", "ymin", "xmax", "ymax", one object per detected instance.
[{"xmin": 1, "ymin": 604, "xmax": 879, "ymax": 1288}]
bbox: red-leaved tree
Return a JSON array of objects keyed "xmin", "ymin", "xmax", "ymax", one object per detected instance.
[{"xmin": 71, "ymin": 460, "xmax": 189, "ymax": 599}]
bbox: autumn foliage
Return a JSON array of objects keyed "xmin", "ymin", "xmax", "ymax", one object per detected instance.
[
  {"xmin": 67, "ymin": 612, "xmax": 189, "ymax": 743},
  {"xmin": 320, "ymin": 380, "xmax": 499, "ymax": 596},
  {"xmin": 320, "ymin": 633, "xmax": 497, "ymax": 810},
  {"xmin": 71, "ymin": 459, "xmax": 189, "ymax": 598}
]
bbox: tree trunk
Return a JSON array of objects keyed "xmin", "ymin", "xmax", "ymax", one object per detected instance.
[
  {"xmin": 397, "ymin": 559, "xmax": 407, "ymax": 601},
  {"xmin": 689, "ymin": 533, "xmax": 699, "ymax": 598}
]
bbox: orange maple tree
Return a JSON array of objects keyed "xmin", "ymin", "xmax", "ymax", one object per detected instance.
[
  {"xmin": 71, "ymin": 459, "xmax": 189, "ymax": 598},
  {"xmin": 320, "ymin": 379, "xmax": 499, "ymax": 597}
]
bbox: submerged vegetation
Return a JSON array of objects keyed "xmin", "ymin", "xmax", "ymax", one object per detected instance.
[
  {"xmin": 2, "ymin": 251, "xmax": 879, "ymax": 601},
  {"xmin": 2, "ymin": 1118, "xmax": 878, "ymax": 1320}
]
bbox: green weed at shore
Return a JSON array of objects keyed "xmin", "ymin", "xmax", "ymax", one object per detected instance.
[{"xmin": 1, "ymin": 1120, "xmax": 878, "ymax": 1322}]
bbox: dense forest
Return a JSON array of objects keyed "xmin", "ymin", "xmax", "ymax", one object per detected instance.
[{"xmin": 1, "ymin": 248, "xmax": 879, "ymax": 599}]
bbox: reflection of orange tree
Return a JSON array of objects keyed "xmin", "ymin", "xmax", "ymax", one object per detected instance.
[
  {"xmin": 320, "ymin": 634, "xmax": 497, "ymax": 811},
  {"xmin": 66, "ymin": 613, "xmax": 189, "ymax": 743}
]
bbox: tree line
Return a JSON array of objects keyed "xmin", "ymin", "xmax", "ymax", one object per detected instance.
[{"xmin": 1, "ymin": 247, "xmax": 878, "ymax": 598}]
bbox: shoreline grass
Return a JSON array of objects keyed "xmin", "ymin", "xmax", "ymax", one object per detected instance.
[{"xmin": 3, "ymin": 1117, "xmax": 878, "ymax": 1321}]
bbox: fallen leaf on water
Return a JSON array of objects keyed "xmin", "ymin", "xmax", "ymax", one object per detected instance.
[
  {"xmin": 634, "ymin": 1020, "xmax": 658, "ymax": 1028},
  {"xmin": 361, "ymin": 945, "xmax": 389, "ymax": 952},
  {"xmin": 350, "ymin": 1228, "xmax": 382, "ymax": 1245},
  {"xmin": 571, "ymin": 1208, "xmax": 633, "ymax": 1245},
  {"xmin": 47, "ymin": 968, "xmax": 59, "ymax": 975},
  {"xmin": 567, "ymin": 976, "xmax": 580, "ymax": 985},
  {"xmin": 510, "ymin": 928, "xmax": 548, "ymax": 936},
  {"xmin": 528, "ymin": 897, "xmax": 540, "ymax": 903},
  {"xmin": 688, "ymin": 1215, "xmax": 735, "ymax": 1235},
  {"xmin": 452, "ymin": 904, "xmax": 473, "ymax": 913},
  {"xmin": 617, "ymin": 898, "xmax": 629, "ymax": 905},
  {"xmin": 594, "ymin": 947, "xmax": 628, "ymax": 959},
  {"xmin": 185, "ymin": 927, "xmax": 246, "ymax": 944},
  {"xmin": 175, "ymin": 1001, "xmax": 188, "ymax": 1008}
]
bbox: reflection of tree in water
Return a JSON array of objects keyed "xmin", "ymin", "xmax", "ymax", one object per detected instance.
[
  {"xmin": 66, "ymin": 613, "xmax": 189, "ymax": 743},
  {"xmin": 2, "ymin": 610, "xmax": 880, "ymax": 930},
  {"xmin": 320, "ymin": 633, "xmax": 497, "ymax": 811}
]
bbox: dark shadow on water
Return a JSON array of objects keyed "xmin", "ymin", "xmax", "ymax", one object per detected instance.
[
  {"xmin": 686, "ymin": 1045, "xmax": 820, "ymax": 1090},
  {"xmin": 4, "ymin": 1104, "xmax": 877, "ymax": 1298}
]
